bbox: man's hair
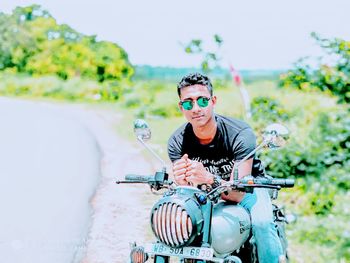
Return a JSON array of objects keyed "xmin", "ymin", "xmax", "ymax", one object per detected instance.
[{"xmin": 177, "ymin": 72, "xmax": 213, "ymax": 97}]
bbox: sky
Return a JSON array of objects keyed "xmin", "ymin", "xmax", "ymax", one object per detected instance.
[{"xmin": 1, "ymin": 0, "xmax": 349, "ymax": 70}]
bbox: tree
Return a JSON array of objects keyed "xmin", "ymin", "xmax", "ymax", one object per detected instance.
[
  {"xmin": 280, "ymin": 33, "xmax": 350, "ymax": 104},
  {"xmin": 0, "ymin": 5, "xmax": 134, "ymax": 83}
]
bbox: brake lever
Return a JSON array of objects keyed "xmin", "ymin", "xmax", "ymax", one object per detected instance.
[{"xmin": 206, "ymin": 181, "xmax": 282, "ymax": 201}]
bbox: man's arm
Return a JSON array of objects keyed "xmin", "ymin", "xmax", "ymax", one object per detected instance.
[
  {"xmin": 219, "ymin": 127, "xmax": 256, "ymax": 202},
  {"xmin": 183, "ymin": 157, "xmax": 253, "ymax": 203},
  {"xmin": 220, "ymin": 158, "xmax": 253, "ymax": 203}
]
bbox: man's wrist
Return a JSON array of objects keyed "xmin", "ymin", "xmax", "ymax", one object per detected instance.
[
  {"xmin": 206, "ymin": 172, "xmax": 214, "ymax": 184},
  {"xmin": 199, "ymin": 173, "xmax": 222, "ymax": 192}
]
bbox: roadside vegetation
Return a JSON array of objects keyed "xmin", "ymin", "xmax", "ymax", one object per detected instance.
[{"xmin": 0, "ymin": 4, "xmax": 349, "ymax": 262}]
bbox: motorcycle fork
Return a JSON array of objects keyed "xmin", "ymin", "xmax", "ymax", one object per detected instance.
[
  {"xmin": 201, "ymin": 201, "xmax": 213, "ymax": 246},
  {"xmin": 189, "ymin": 201, "xmax": 213, "ymax": 263}
]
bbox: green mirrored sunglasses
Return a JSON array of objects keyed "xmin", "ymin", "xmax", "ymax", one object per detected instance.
[{"xmin": 180, "ymin": 96, "xmax": 211, "ymax": 110}]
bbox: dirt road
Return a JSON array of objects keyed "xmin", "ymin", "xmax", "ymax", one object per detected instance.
[{"xmin": 62, "ymin": 103, "xmax": 160, "ymax": 263}]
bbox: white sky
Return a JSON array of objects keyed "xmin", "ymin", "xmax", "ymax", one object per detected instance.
[{"xmin": 1, "ymin": 0, "xmax": 349, "ymax": 70}]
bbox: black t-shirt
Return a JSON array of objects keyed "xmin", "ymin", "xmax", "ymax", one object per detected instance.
[{"xmin": 167, "ymin": 114, "xmax": 265, "ymax": 180}]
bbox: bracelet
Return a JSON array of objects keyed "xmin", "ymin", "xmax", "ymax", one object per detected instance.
[
  {"xmin": 199, "ymin": 175, "xmax": 223, "ymax": 192},
  {"xmin": 211, "ymin": 175, "xmax": 222, "ymax": 189}
]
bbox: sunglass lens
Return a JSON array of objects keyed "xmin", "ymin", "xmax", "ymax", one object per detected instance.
[
  {"xmin": 181, "ymin": 101, "xmax": 193, "ymax": 110},
  {"xmin": 197, "ymin": 97, "xmax": 209, "ymax": 107}
]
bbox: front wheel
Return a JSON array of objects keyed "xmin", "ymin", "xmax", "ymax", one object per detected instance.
[{"xmin": 273, "ymin": 204, "xmax": 289, "ymax": 262}]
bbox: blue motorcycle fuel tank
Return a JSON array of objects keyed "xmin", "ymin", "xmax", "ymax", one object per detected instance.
[{"xmin": 211, "ymin": 201, "xmax": 251, "ymax": 256}]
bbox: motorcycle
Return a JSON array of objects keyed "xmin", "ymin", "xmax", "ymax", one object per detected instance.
[{"xmin": 116, "ymin": 120, "xmax": 295, "ymax": 263}]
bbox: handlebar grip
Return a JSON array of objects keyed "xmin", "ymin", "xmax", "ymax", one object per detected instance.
[
  {"xmin": 241, "ymin": 177, "xmax": 295, "ymax": 188},
  {"xmin": 125, "ymin": 174, "xmax": 153, "ymax": 182},
  {"xmin": 269, "ymin": 178, "xmax": 295, "ymax": 187}
]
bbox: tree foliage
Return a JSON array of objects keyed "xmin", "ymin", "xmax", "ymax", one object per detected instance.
[
  {"xmin": 250, "ymin": 96, "xmax": 290, "ymax": 129},
  {"xmin": 279, "ymin": 32, "xmax": 350, "ymax": 104},
  {"xmin": 274, "ymin": 33, "xmax": 350, "ymax": 206},
  {"xmin": 0, "ymin": 5, "xmax": 134, "ymax": 83},
  {"xmin": 183, "ymin": 34, "xmax": 223, "ymax": 73}
]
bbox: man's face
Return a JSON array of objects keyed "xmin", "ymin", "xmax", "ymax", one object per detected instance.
[{"xmin": 178, "ymin": 84, "xmax": 217, "ymax": 128}]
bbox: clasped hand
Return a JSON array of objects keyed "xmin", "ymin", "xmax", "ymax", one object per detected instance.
[{"xmin": 172, "ymin": 154, "xmax": 213, "ymax": 186}]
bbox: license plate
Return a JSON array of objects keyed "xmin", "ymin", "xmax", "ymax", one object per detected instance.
[{"xmin": 145, "ymin": 243, "xmax": 214, "ymax": 260}]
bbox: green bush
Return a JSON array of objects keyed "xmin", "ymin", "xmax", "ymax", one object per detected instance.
[
  {"xmin": 0, "ymin": 73, "xmax": 127, "ymax": 102},
  {"xmin": 250, "ymin": 96, "xmax": 291, "ymax": 130},
  {"xmin": 262, "ymin": 108, "xmax": 350, "ymax": 179},
  {"xmin": 122, "ymin": 80, "xmax": 182, "ymax": 118},
  {"xmin": 258, "ymin": 105, "xmax": 350, "ymax": 218},
  {"xmin": 149, "ymin": 105, "xmax": 182, "ymax": 118}
]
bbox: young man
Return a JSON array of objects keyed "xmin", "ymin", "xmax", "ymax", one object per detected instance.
[{"xmin": 167, "ymin": 72, "xmax": 284, "ymax": 263}]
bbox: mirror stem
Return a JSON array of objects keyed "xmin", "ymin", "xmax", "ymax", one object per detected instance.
[{"xmin": 137, "ymin": 136, "xmax": 167, "ymax": 172}]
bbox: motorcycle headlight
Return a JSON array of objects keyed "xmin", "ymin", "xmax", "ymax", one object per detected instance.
[
  {"xmin": 130, "ymin": 245, "xmax": 148, "ymax": 263},
  {"xmin": 150, "ymin": 187, "xmax": 204, "ymax": 248}
]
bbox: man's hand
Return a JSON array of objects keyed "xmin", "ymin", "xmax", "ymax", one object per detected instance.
[
  {"xmin": 185, "ymin": 160, "xmax": 214, "ymax": 185},
  {"xmin": 173, "ymin": 154, "xmax": 214, "ymax": 186},
  {"xmin": 172, "ymin": 154, "xmax": 190, "ymax": 185}
]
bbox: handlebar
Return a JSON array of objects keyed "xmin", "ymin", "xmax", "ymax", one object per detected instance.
[
  {"xmin": 207, "ymin": 176, "xmax": 295, "ymax": 201},
  {"xmin": 116, "ymin": 171, "xmax": 172, "ymax": 190},
  {"xmin": 122, "ymin": 174, "xmax": 154, "ymax": 183},
  {"xmin": 117, "ymin": 172, "xmax": 294, "ymax": 200}
]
